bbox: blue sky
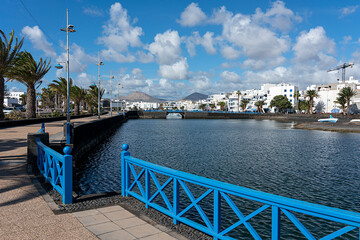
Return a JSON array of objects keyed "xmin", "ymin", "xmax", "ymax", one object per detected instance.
[{"xmin": 3, "ymin": 0, "xmax": 360, "ymax": 99}]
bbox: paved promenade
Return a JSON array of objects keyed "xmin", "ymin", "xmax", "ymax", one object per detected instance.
[{"xmin": 0, "ymin": 115, "xmax": 182, "ymax": 240}]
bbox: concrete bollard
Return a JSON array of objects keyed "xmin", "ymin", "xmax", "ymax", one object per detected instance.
[{"xmin": 27, "ymin": 132, "xmax": 49, "ymax": 174}]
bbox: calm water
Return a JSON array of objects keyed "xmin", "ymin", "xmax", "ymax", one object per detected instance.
[{"xmin": 77, "ymin": 119, "xmax": 360, "ymax": 239}]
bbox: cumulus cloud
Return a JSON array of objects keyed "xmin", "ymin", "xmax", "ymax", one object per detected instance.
[
  {"xmin": 56, "ymin": 43, "xmax": 97, "ymax": 73},
  {"xmin": 208, "ymin": 6, "xmax": 233, "ymax": 25},
  {"xmin": 220, "ymin": 45, "xmax": 241, "ymax": 60},
  {"xmin": 340, "ymin": 5, "xmax": 358, "ymax": 17},
  {"xmin": 98, "ymin": 2, "xmax": 143, "ymax": 62},
  {"xmin": 158, "ymin": 58, "xmax": 189, "ymax": 80},
  {"xmin": 220, "ymin": 71, "xmax": 241, "ymax": 83},
  {"xmin": 292, "ymin": 26, "xmax": 336, "ymax": 63},
  {"xmin": 21, "ymin": 26, "xmax": 56, "ymax": 58},
  {"xmin": 184, "ymin": 32, "xmax": 216, "ymax": 56},
  {"xmin": 136, "ymin": 51, "xmax": 154, "ymax": 63},
  {"xmin": 252, "ymin": 1, "xmax": 302, "ymax": 32},
  {"xmin": 148, "ymin": 30, "xmax": 181, "ymax": 65},
  {"xmin": 177, "ymin": 3, "xmax": 207, "ymax": 27}
]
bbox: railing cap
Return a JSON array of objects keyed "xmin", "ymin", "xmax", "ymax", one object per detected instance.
[
  {"xmin": 122, "ymin": 143, "xmax": 129, "ymax": 151},
  {"xmin": 63, "ymin": 146, "xmax": 72, "ymax": 155}
]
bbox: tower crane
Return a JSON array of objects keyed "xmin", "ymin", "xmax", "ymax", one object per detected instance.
[{"xmin": 327, "ymin": 63, "xmax": 354, "ymax": 82}]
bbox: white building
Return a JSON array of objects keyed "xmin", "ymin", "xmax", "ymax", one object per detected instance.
[
  {"xmin": 8, "ymin": 91, "xmax": 25, "ymax": 101},
  {"xmin": 307, "ymin": 76, "xmax": 360, "ymax": 113},
  {"xmin": 126, "ymin": 101, "xmax": 159, "ymax": 110},
  {"xmin": 265, "ymin": 83, "xmax": 298, "ymax": 112}
]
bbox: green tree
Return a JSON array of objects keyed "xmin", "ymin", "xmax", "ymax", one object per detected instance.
[
  {"xmin": 305, "ymin": 90, "xmax": 319, "ymax": 114},
  {"xmin": 19, "ymin": 94, "xmax": 27, "ymax": 105},
  {"xmin": 209, "ymin": 103, "xmax": 215, "ymax": 110},
  {"xmin": 8, "ymin": 51, "xmax": 51, "ymax": 118},
  {"xmin": 217, "ymin": 101, "xmax": 226, "ymax": 111},
  {"xmin": 87, "ymin": 85, "xmax": 104, "ymax": 113},
  {"xmin": 41, "ymin": 87, "xmax": 55, "ymax": 108},
  {"xmin": 255, "ymin": 100, "xmax": 265, "ymax": 112},
  {"xmin": 298, "ymin": 100, "xmax": 310, "ymax": 114},
  {"xmin": 236, "ymin": 90, "xmax": 241, "ymax": 112},
  {"xmin": 293, "ymin": 90, "xmax": 301, "ymax": 114},
  {"xmin": 0, "ymin": 30, "xmax": 24, "ymax": 119},
  {"xmin": 339, "ymin": 87, "xmax": 356, "ymax": 115},
  {"xmin": 71, "ymin": 86, "xmax": 87, "ymax": 115},
  {"xmin": 199, "ymin": 104, "xmax": 206, "ymax": 111},
  {"xmin": 270, "ymin": 95, "xmax": 292, "ymax": 113},
  {"xmin": 240, "ymin": 99, "xmax": 249, "ymax": 112},
  {"xmin": 334, "ymin": 96, "xmax": 346, "ymax": 115},
  {"xmin": 49, "ymin": 77, "xmax": 73, "ymax": 114}
]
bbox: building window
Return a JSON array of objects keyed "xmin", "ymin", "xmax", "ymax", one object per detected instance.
[
  {"xmin": 290, "ymin": 94, "xmax": 292, "ymax": 97},
  {"xmin": 290, "ymin": 89, "xmax": 293, "ymax": 92},
  {"xmin": 290, "ymin": 99, "xmax": 292, "ymax": 102},
  {"xmin": 284, "ymin": 89, "xmax": 287, "ymax": 92},
  {"xmin": 284, "ymin": 94, "xmax": 286, "ymax": 97}
]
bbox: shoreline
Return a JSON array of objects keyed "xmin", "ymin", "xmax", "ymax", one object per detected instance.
[{"xmin": 293, "ymin": 121, "xmax": 360, "ymax": 133}]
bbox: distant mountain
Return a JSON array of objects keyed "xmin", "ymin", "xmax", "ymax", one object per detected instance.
[
  {"xmin": 123, "ymin": 91, "xmax": 163, "ymax": 102},
  {"xmin": 182, "ymin": 92, "xmax": 208, "ymax": 101}
]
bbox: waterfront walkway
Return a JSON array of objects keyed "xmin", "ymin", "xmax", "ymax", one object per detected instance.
[{"xmin": 0, "ymin": 115, "xmax": 181, "ymax": 240}]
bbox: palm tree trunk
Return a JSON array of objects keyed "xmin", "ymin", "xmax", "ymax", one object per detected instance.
[
  {"xmin": 26, "ymin": 85, "xmax": 36, "ymax": 119},
  {"xmin": 238, "ymin": 96, "xmax": 240, "ymax": 112},
  {"xmin": 0, "ymin": 77, "xmax": 5, "ymax": 119},
  {"xmin": 347, "ymin": 98, "xmax": 350, "ymax": 115},
  {"xmin": 310, "ymin": 98, "xmax": 313, "ymax": 114},
  {"xmin": 75, "ymin": 102, "xmax": 80, "ymax": 115}
]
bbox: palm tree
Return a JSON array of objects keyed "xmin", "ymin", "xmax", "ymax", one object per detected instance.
[
  {"xmin": 240, "ymin": 99, "xmax": 249, "ymax": 112},
  {"xmin": 87, "ymin": 85, "xmax": 104, "ymax": 113},
  {"xmin": 236, "ymin": 90, "xmax": 241, "ymax": 112},
  {"xmin": 40, "ymin": 87, "xmax": 55, "ymax": 109},
  {"xmin": 339, "ymin": 87, "xmax": 357, "ymax": 115},
  {"xmin": 49, "ymin": 77, "xmax": 73, "ymax": 114},
  {"xmin": 298, "ymin": 100, "xmax": 310, "ymax": 114},
  {"xmin": 19, "ymin": 94, "xmax": 27, "ymax": 105},
  {"xmin": 255, "ymin": 100, "xmax": 265, "ymax": 112},
  {"xmin": 217, "ymin": 101, "xmax": 226, "ymax": 111},
  {"xmin": 71, "ymin": 86, "xmax": 87, "ymax": 115},
  {"xmin": 8, "ymin": 52, "xmax": 51, "ymax": 118},
  {"xmin": 0, "ymin": 30, "xmax": 24, "ymax": 119},
  {"xmin": 293, "ymin": 90, "xmax": 301, "ymax": 114},
  {"xmin": 334, "ymin": 96, "xmax": 346, "ymax": 115},
  {"xmin": 209, "ymin": 103, "xmax": 215, "ymax": 110},
  {"xmin": 305, "ymin": 90, "xmax": 318, "ymax": 114}
]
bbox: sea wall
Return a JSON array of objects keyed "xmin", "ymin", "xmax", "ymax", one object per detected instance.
[{"xmin": 72, "ymin": 114, "xmax": 127, "ymax": 164}]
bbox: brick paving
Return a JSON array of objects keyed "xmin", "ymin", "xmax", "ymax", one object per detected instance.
[{"xmin": 0, "ymin": 115, "xmax": 184, "ymax": 239}]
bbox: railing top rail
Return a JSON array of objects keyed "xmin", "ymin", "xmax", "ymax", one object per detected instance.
[
  {"xmin": 124, "ymin": 155, "xmax": 360, "ymax": 224},
  {"xmin": 36, "ymin": 138, "xmax": 65, "ymax": 161}
]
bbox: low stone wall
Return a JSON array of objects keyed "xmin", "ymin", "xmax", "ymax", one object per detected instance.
[{"xmin": 72, "ymin": 114, "xmax": 127, "ymax": 164}]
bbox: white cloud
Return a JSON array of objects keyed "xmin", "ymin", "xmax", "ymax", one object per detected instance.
[
  {"xmin": 57, "ymin": 43, "xmax": 97, "ymax": 73},
  {"xmin": 340, "ymin": 5, "xmax": 359, "ymax": 17},
  {"xmin": 177, "ymin": 3, "xmax": 207, "ymax": 27},
  {"xmin": 99, "ymin": 2, "xmax": 143, "ymax": 62},
  {"xmin": 342, "ymin": 35, "xmax": 352, "ymax": 44},
  {"xmin": 208, "ymin": 6, "xmax": 233, "ymax": 25},
  {"xmin": 252, "ymin": 1, "xmax": 302, "ymax": 32},
  {"xmin": 184, "ymin": 32, "xmax": 216, "ymax": 56},
  {"xmin": 136, "ymin": 51, "xmax": 154, "ymax": 63},
  {"xmin": 220, "ymin": 71, "xmax": 241, "ymax": 83},
  {"xmin": 220, "ymin": 45, "xmax": 241, "ymax": 59},
  {"xmin": 83, "ymin": 6, "xmax": 103, "ymax": 16},
  {"xmin": 76, "ymin": 72, "xmax": 96, "ymax": 88},
  {"xmin": 21, "ymin": 26, "xmax": 56, "ymax": 58},
  {"xmin": 293, "ymin": 26, "xmax": 335, "ymax": 63},
  {"xmin": 222, "ymin": 13, "xmax": 290, "ymax": 60},
  {"xmin": 242, "ymin": 57, "xmax": 286, "ymax": 71},
  {"xmin": 148, "ymin": 30, "xmax": 181, "ymax": 65},
  {"xmin": 158, "ymin": 58, "xmax": 189, "ymax": 80}
]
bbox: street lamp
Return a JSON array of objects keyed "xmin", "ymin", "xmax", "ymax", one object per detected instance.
[
  {"xmin": 117, "ymin": 82, "xmax": 124, "ymax": 114},
  {"xmin": 59, "ymin": 8, "xmax": 75, "ymax": 144},
  {"xmin": 96, "ymin": 52, "xmax": 104, "ymax": 119}
]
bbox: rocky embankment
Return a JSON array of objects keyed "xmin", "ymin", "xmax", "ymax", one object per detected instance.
[{"xmin": 294, "ymin": 120, "xmax": 360, "ymax": 133}]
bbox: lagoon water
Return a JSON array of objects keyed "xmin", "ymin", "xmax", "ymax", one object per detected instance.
[{"xmin": 77, "ymin": 119, "xmax": 360, "ymax": 238}]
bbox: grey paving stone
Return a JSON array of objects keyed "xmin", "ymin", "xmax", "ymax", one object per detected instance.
[
  {"xmin": 98, "ymin": 229, "xmax": 136, "ymax": 240},
  {"xmin": 73, "ymin": 209, "xmax": 100, "ymax": 218},
  {"xmin": 77, "ymin": 214, "xmax": 110, "ymax": 227},
  {"xmin": 87, "ymin": 222, "xmax": 122, "ymax": 236},
  {"xmin": 139, "ymin": 232, "xmax": 177, "ymax": 240},
  {"xmin": 104, "ymin": 210, "xmax": 135, "ymax": 221},
  {"xmin": 98, "ymin": 205, "xmax": 124, "ymax": 213},
  {"xmin": 125, "ymin": 224, "xmax": 162, "ymax": 239},
  {"xmin": 113, "ymin": 217, "xmax": 147, "ymax": 229}
]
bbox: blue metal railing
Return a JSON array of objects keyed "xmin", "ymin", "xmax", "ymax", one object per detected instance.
[
  {"xmin": 37, "ymin": 123, "xmax": 45, "ymax": 133},
  {"xmin": 121, "ymin": 144, "xmax": 360, "ymax": 239},
  {"xmin": 36, "ymin": 139, "xmax": 73, "ymax": 204}
]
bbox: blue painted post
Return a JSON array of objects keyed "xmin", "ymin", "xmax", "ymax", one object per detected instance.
[
  {"xmin": 272, "ymin": 206, "xmax": 281, "ymax": 240},
  {"xmin": 41, "ymin": 123, "xmax": 45, "ymax": 133},
  {"xmin": 145, "ymin": 169, "xmax": 150, "ymax": 208},
  {"xmin": 66, "ymin": 122, "xmax": 70, "ymax": 144},
  {"xmin": 121, "ymin": 144, "xmax": 130, "ymax": 196},
  {"xmin": 173, "ymin": 178, "xmax": 179, "ymax": 224},
  {"xmin": 63, "ymin": 146, "xmax": 73, "ymax": 204},
  {"xmin": 214, "ymin": 190, "xmax": 221, "ymax": 239}
]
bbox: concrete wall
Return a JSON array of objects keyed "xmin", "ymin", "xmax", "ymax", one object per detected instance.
[{"xmin": 72, "ymin": 114, "xmax": 127, "ymax": 164}]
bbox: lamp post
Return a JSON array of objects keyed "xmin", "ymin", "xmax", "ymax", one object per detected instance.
[
  {"xmin": 96, "ymin": 52, "xmax": 104, "ymax": 119},
  {"xmin": 58, "ymin": 8, "xmax": 75, "ymax": 144},
  {"xmin": 117, "ymin": 82, "xmax": 123, "ymax": 113}
]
